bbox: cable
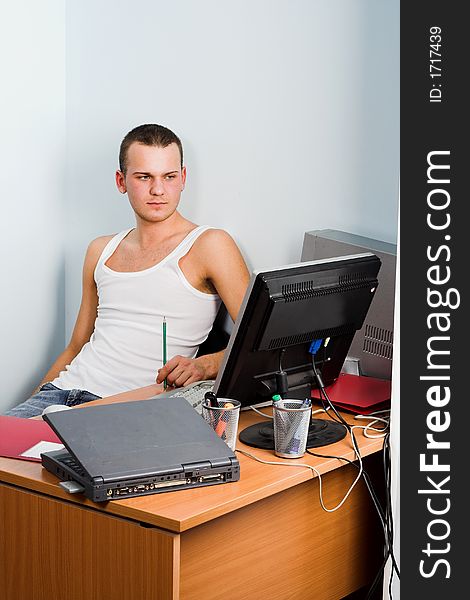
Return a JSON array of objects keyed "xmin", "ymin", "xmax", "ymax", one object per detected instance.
[
  {"xmin": 306, "ymin": 448, "xmax": 387, "ymax": 531},
  {"xmin": 383, "ymin": 432, "xmax": 400, "ymax": 578},
  {"xmin": 249, "ymin": 405, "xmax": 274, "ymax": 419},
  {"xmin": 311, "ymin": 354, "xmax": 400, "ymax": 596},
  {"xmin": 354, "ymin": 413, "xmax": 390, "ymax": 439},
  {"xmin": 362, "ymin": 433, "xmax": 399, "ymax": 600},
  {"xmin": 307, "ymin": 438, "xmax": 400, "ymax": 596},
  {"xmin": 311, "ymin": 357, "xmax": 364, "ymax": 491},
  {"xmin": 278, "ymin": 347, "xmax": 286, "ymax": 372},
  {"xmin": 243, "ymin": 403, "xmax": 399, "ymax": 594},
  {"xmin": 241, "ymin": 355, "xmax": 366, "ymax": 513},
  {"xmin": 245, "ymin": 351, "xmax": 399, "ymax": 595},
  {"xmin": 236, "ymin": 448, "xmax": 362, "ymax": 513}
]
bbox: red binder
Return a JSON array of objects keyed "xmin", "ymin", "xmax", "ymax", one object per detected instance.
[
  {"xmin": 311, "ymin": 373, "xmax": 392, "ymax": 414},
  {"xmin": 0, "ymin": 415, "xmax": 63, "ymax": 462}
]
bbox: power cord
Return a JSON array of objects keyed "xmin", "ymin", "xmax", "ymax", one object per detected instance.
[
  {"xmin": 250, "ymin": 406, "xmax": 274, "ymax": 419},
  {"xmin": 243, "ymin": 397, "xmax": 398, "ymax": 596},
  {"xmin": 236, "ymin": 448, "xmax": 362, "ymax": 513},
  {"xmin": 244, "ymin": 349, "xmax": 399, "ymax": 596},
  {"xmin": 310, "ymin": 355, "xmax": 399, "ymax": 598}
]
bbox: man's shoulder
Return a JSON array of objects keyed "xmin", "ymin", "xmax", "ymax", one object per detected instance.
[
  {"xmin": 90, "ymin": 233, "xmax": 116, "ymax": 246},
  {"xmin": 190, "ymin": 228, "xmax": 244, "ymax": 270},
  {"xmin": 85, "ymin": 234, "xmax": 116, "ymax": 263},
  {"xmin": 194, "ymin": 228, "xmax": 236, "ymax": 249}
]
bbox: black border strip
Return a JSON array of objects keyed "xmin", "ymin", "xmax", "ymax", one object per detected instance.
[{"xmin": 401, "ymin": 3, "xmax": 466, "ymax": 596}]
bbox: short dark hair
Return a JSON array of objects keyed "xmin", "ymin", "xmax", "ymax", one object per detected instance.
[{"xmin": 119, "ymin": 124, "xmax": 183, "ymax": 173}]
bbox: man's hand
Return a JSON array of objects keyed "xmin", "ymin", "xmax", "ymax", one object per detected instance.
[{"xmin": 156, "ymin": 352, "xmax": 223, "ymax": 387}]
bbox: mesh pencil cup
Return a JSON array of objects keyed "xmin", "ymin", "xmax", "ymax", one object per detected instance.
[
  {"xmin": 272, "ymin": 399, "xmax": 311, "ymax": 459},
  {"xmin": 202, "ymin": 399, "xmax": 241, "ymax": 451}
]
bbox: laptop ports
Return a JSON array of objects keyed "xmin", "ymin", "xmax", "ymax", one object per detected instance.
[
  {"xmin": 197, "ymin": 474, "xmax": 224, "ymax": 483},
  {"xmin": 154, "ymin": 478, "xmax": 191, "ymax": 489}
]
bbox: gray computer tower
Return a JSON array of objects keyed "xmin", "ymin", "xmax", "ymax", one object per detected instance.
[{"xmin": 301, "ymin": 229, "xmax": 397, "ymax": 380}]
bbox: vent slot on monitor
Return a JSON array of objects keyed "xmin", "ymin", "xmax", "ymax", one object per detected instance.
[
  {"xmin": 339, "ymin": 272, "xmax": 370, "ymax": 285},
  {"xmin": 281, "ymin": 278, "xmax": 375, "ymax": 302},
  {"xmin": 363, "ymin": 324, "xmax": 393, "ymax": 360}
]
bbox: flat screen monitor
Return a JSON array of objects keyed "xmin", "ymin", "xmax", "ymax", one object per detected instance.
[{"xmin": 213, "ymin": 253, "xmax": 381, "ymax": 449}]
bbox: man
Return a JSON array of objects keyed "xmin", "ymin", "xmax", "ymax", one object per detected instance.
[{"xmin": 6, "ymin": 124, "xmax": 250, "ymax": 418}]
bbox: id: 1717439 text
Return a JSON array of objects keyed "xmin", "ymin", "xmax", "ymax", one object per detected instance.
[{"xmin": 429, "ymin": 26, "xmax": 442, "ymax": 103}]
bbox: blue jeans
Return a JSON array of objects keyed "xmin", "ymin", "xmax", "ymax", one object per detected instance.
[{"xmin": 4, "ymin": 383, "xmax": 101, "ymax": 419}]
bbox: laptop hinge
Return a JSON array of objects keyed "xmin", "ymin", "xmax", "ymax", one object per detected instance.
[
  {"xmin": 100, "ymin": 466, "xmax": 185, "ymax": 484},
  {"xmin": 210, "ymin": 457, "xmax": 232, "ymax": 469},
  {"xmin": 92, "ymin": 476, "xmax": 104, "ymax": 485},
  {"xmin": 182, "ymin": 461, "xmax": 212, "ymax": 472}
]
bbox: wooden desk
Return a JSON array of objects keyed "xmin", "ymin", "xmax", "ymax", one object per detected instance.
[{"xmin": 0, "ymin": 391, "xmax": 384, "ymax": 600}]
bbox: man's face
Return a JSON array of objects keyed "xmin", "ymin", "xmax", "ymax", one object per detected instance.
[{"xmin": 116, "ymin": 142, "xmax": 186, "ymax": 224}]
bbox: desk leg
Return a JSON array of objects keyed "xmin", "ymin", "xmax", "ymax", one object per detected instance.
[{"xmin": 0, "ymin": 483, "xmax": 180, "ymax": 600}]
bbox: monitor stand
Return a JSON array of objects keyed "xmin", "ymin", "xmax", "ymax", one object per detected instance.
[
  {"xmin": 238, "ymin": 384, "xmax": 347, "ymax": 450},
  {"xmin": 238, "ymin": 418, "xmax": 346, "ymax": 450}
]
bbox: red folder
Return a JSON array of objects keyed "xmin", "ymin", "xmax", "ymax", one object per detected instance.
[
  {"xmin": 311, "ymin": 373, "xmax": 392, "ymax": 414},
  {"xmin": 0, "ymin": 415, "xmax": 62, "ymax": 462}
]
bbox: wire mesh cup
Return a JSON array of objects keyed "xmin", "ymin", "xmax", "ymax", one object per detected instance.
[
  {"xmin": 202, "ymin": 399, "xmax": 241, "ymax": 451},
  {"xmin": 272, "ymin": 399, "xmax": 312, "ymax": 459}
]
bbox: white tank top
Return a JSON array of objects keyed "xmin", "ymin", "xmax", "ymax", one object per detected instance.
[{"xmin": 52, "ymin": 226, "xmax": 221, "ymax": 397}]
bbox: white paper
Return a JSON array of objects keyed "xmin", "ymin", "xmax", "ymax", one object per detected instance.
[{"xmin": 20, "ymin": 440, "xmax": 64, "ymax": 459}]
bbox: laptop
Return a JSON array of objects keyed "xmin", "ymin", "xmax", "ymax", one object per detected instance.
[{"xmin": 41, "ymin": 397, "xmax": 240, "ymax": 502}]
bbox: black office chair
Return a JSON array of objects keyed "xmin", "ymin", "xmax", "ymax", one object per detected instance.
[{"xmin": 196, "ymin": 305, "xmax": 230, "ymax": 357}]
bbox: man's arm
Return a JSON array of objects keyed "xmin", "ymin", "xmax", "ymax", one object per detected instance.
[
  {"xmin": 156, "ymin": 230, "xmax": 250, "ymax": 387},
  {"xmin": 32, "ymin": 237, "xmax": 111, "ymax": 393}
]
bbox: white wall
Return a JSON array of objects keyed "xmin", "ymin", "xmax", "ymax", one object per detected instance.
[
  {"xmin": 0, "ymin": 1, "xmax": 65, "ymax": 412},
  {"xmin": 64, "ymin": 0, "xmax": 399, "ymax": 338},
  {"xmin": 0, "ymin": 1, "xmax": 398, "ymax": 413}
]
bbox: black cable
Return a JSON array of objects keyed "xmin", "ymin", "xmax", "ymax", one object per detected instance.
[
  {"xmin": 366, "ymin": 551, "xmax": 391, "ymax": 600},
  {"xmin": 383, "ymin": 433, "xmax": 400, "ymax": 578},
  {"xmin": 363, "ymin": 434, "xmax": 399, "ymax": 600},
  {"xmin": 276, "ymin": 348, "xmax": 289, "ymax": 398},
  {"xmin": 311, "ymin": 357, "xmax": 363, "ymax": 470},
  {"xmin": 311, "ymin": 417, "xmax": 399, "ymax": 599},
  {"xmin": 306, "ymin": 448, "xmax": 387, "ymax": 530},
  {"xmin": 279, "ymin": 347, "xmax": 286, "ymax": 372},
  {"xmin": 310, "ymin": 354, "xmax": 400, "ymax": 597},
  {"xmin": 380, "ymin": 434, "xmax": 400, "ymax": 577}
]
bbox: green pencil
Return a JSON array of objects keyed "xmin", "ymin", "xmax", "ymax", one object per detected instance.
[{"xmin": 163, "ymin": 316, "xmax": 167, "ymax": 389}]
